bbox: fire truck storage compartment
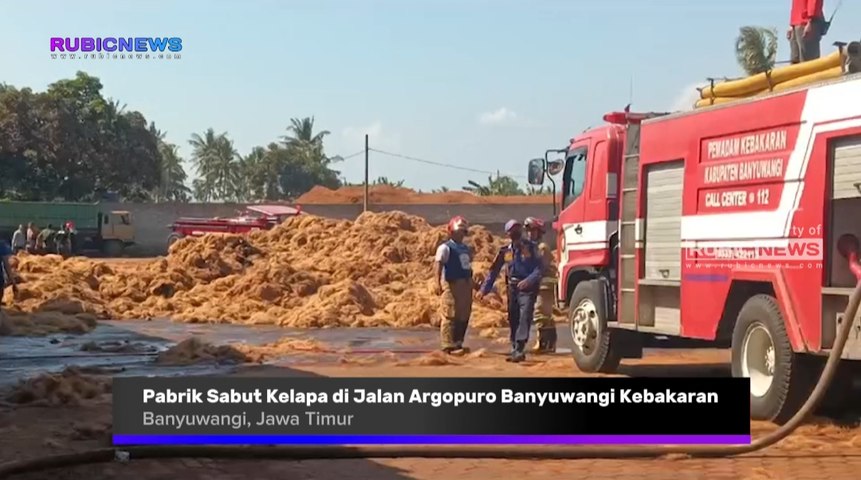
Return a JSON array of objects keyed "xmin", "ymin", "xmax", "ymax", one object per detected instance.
[
  {"xmin": 822, "ymin": 136, "xmax": 861, "ymax": 359},
  {"xmin": 643, "ymin": 161, "xmax": 684, "ymax": 281},
  {"xmin": 828, "ymin": 136, "xmax": 861, "ymax": 288}
]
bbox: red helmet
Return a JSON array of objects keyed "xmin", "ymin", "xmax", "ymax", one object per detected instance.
[
  {"xmin": 524, "ymin": 217, "xmax": 545, "ymax": 232},
  {"xmin": 447, "ymin": 216, "xmax": 469, "ymax": 234}
]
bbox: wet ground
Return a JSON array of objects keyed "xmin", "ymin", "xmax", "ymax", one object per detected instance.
[
  {"xmin": 0, "ymin": 318, "xmax": 731, "ymax": 388},
  {"xmin": 3, "ymin": 318, "xmax": 860, "ymax": 479}
]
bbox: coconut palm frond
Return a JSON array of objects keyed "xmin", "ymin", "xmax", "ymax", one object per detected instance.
[{"xmin": 735, "ymin": 26, "xmax": 778, "ymax": 76}]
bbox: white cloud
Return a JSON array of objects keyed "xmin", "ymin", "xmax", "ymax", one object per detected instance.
[
  {"xmin": 670, "ymin": 83, "xmax": 707, "ymax": 112},
  {"xmin": 478, "ymin": 107, "xmax": 518, "ymax": 126},
  {"xmin": 341, "ymin": 121, "xmax": 400, "ymax": 150}
]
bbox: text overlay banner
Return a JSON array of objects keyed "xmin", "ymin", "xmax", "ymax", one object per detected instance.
[{"xmin": 113, "ymin": 377, "xmax": 750, "ymax": 436}]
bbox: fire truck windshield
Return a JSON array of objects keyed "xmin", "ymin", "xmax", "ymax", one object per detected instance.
[{"xmin": 562, "ymin": 147, "xmax": 588, "ymax": 208}]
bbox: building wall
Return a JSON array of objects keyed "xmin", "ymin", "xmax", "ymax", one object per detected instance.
[{"xmin": 106, "ymin": 202, "xmax": 560, "ymax": 256}]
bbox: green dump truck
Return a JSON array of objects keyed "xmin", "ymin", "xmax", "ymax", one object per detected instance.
[{"xmin": 0, "ymin": 202, "xmax": 135, "ymax": 256}]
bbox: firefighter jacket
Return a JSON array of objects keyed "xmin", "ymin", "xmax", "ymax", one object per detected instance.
[
  {"xmin": 536, "ymin": 241, "xmax": 557, "ymax": 291},
  {"xmin": 480, "ymin": 240, "xmax": 543, "ymax": 295}
]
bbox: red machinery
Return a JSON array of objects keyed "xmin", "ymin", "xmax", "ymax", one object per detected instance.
[{"xmin": 166, "ymin": 204, "xmax": 302, "ymax": 248}]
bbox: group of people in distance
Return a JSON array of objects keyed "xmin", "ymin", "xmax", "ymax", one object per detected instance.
[
  {"xmin": 10, "ymin": 222, "xmax": 76, "ymax": 255},
  {"xmin": 433, "ymin": 216, "xmax": 555, "ymax": 363}
]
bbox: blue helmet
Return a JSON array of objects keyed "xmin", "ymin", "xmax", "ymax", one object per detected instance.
[{"xmin": 504, "ymin": 219, "xmax": 521, "ymax": 233}]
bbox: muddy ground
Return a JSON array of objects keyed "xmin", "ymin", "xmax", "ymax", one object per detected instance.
[{"xmin": 2, "ymin": 339, "xmax": 861, "ymax": 480}]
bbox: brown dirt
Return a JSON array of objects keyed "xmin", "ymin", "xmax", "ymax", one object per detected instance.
[
  {"xmin": 3, "ymin": 367, "xmax": 111, "ymax": 407},
  {"xmin": 4, "ymin": 211, "xmax": 520, "ymax": 330},
  {"xmin": 155, "ymin": 337, "xmax": 255, "ymax": 365},
  {"xmin": 296, "ymin": 185, "xmax": 553, "ymax": 205},
  {"xmin": 154, "ymin": 336, "xmax": 333, "ymax": 365},
  {"xmin": 233, "ymin": 337, "xmax": 329, "ymax": 362},
  {"xmin": 0, "ymin": 309, "xmax": 98, "ymax": 336}
]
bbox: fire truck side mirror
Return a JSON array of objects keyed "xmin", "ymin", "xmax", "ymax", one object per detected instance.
[
  {"xmin": 527, "ymin": 158, "xmax": 545, "ymax": 185},
  {"xmin": 547, "ymin": 160, "xmax": 564, "ymax": 176}
]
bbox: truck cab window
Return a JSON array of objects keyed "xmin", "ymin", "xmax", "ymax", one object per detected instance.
[{"xmin": 563, "ymin": 147, "xmax": 588, "ymax": 208}]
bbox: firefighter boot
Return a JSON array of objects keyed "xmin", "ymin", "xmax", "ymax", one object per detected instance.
[
  {"xmin": 536, "ymin": 328, "xmax": 557, "ymax": 354},
  {"xmin": 505, "ymin": 342, "xmax": 517, "ymax": 362},
  {"xmin": 452, "ymin": 320, "xmax": 471, "ymax": 354},
  {"xmin": 511, "ymin": 341, "xmax": 527, "ymax": 363}
]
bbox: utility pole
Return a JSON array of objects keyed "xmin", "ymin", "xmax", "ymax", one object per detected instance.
[{"xmin": 363, "ymin": 134, "xmax": 369, "ymax": 212}]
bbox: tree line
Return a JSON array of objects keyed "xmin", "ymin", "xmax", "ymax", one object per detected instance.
[{"xmin": 0, "ymin": 71, "xmax": 543, "ymax": 203}]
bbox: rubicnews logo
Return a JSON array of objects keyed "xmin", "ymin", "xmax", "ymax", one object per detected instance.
[
  {"xmin": 49, "ymin": 37, "xmax": 182, "ymax": 60},
  {"xmin": 684, "ymin": 239, "xmax": 823, "ymax": 270}
]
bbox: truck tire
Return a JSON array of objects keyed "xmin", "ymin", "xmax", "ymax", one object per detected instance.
[
  {"xmin": 731, "ymin": 294, "xmax": 813, "ymax": 424},
  {"xmin": 103, "ymin": 240, "xmax": 123, "ymax": 257},
  {"xmin": 569, "ymin": 279, "xmax": 622, "ymax": 373},
  {"xmin": 167, "ymin": 233, "xmax": 183, "ymax": 250}
]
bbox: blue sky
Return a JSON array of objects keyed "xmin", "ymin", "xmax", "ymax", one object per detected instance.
[{"xmin": 1, "ymin": 0, "xmax": 856, "ymax": 192}]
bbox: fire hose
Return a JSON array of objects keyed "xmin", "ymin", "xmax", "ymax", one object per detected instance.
[{"xmin": 1, "ymin": 258, "xmax": 861, "ymax": 477}]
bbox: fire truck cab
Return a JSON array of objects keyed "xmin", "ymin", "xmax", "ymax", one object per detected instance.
[{"xmin": 528, "ymin": 75, "xmax": 861, "ymax": 423}]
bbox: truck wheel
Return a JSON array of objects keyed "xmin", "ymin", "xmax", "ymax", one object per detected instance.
[
  {"xmin": 731, "ymin": 294, "xmax": 813, "ymax": 424},
  {"xmin": 569, "ymin": 279, "xmax": 622, "ymax": 373},
  {"xmin": 103, "ymin": 240, "xmax": 123, "ymax": 257},
  {"xmin": 167, "ymin": 233, "xmax": 183, "ymax": 250}
]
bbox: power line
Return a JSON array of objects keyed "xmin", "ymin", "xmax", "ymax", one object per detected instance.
[
  {"xmin": 332, "ymin": 150, "xmax": 364, "ymax": 161},
  {"xmin": 368, "ymin": 148, "xmax": 526, "ymax": 179}
]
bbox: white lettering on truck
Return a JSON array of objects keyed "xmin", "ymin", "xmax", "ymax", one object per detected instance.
[
  {"xmin": 704, "ymin": 191, "xmax": 748, "ymax": 208},
  {"xmin": 706, "ymin": 130, "xmax": 788, "ymax": 160},
  {"xmin": 703, "ymin": 158, "xmax": 784, "ymax": 185}
]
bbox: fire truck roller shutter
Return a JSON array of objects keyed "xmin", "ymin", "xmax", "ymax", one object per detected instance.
[
  {"xmin": 644, "ymin": 161, "xmax": 684, "ymax": 281},
  {"xmin": 829, "ymin": 136, "xmax": 861, "ymax": 289}
]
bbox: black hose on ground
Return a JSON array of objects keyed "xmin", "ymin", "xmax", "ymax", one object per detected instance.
[{"xmin": 1, "ymin": 280, "xmax": 859, "ymax": 478}]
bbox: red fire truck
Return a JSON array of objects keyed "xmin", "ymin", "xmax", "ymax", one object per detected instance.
[
  {"xmin": 527, "ymin": 74, "xmax": 861, "ymax": 422},
  {"xmin": 166, "ymin": 204, "xmax": 301, "ymax": 248}
]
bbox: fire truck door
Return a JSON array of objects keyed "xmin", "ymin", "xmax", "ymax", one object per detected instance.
[{"xmin": 559, "ymin": 144, "xmax": 590, "ymax": 269}]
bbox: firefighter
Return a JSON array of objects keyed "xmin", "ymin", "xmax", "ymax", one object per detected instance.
[
  {"xmin": 524, "ymin": 216, "xmax": 557, "ymax": 353},
  {"xmin": 479, "ymin": 219, "xmax": 544, "ymax": 362},
  {"xmin": 434, "ymin": 216, "xmax": 473, "ymax": 354}
]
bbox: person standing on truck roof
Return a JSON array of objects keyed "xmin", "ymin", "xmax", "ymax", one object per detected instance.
[
  {"xmin": 480, "ymin": 220, "xmax": 544, "ymax": 363},
  {"xmin": 788, "ymin": 0, "xmax": 824, "ymax": 64},
  {"xmin": 0, "ymin": 241, "xmax": 18, "ymax": 306},
  {"xmin": 434, "ymin": 216, "xmax": 474, "ymax": 354},
  {"xmin": 524, "ymin": 217, "xmax": 558, "ymax": 354},
  {"xmin": 11, "ymin": 225, "xmax": 26, "ymax": 254}
]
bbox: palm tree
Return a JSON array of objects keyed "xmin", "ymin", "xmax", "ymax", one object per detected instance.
[
  {"xmin": 239, "ymin": 146, "xmax": 281, "ymax": 201},
  {"xmin": 158, "ymin": 143, "xmax": 191, "ymax": 202},
  {"xmin": 189, "ymin": 129, "xmax": 240, "ymax": 201},
  {"xmin": 735, "ymin": 26, "xmax": 778, "ymax": 76},
  {"xmin": 280, "ymin": 117, "xmax": 339, "ymax": 170},
  {"xmin": 281, "ymin": 117, "xmax": 330, "ymax": 147}
]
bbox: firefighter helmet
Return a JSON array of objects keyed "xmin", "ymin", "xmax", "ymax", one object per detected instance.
[
  {"xmin": 504, "ymin": 219, "xmax": 522, "ymax": 233},
  {"xmin": 447, "ymin": 216, "xmax": 469, "ymax": 234},
  {"xmin": 524, "ymin": 216, "xmax": 546, "ymax": 232}
]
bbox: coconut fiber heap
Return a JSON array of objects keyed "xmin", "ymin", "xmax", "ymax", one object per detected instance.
[{"xmin": 4, "ymin": 212, "xmax": 512, "ymax": 329}]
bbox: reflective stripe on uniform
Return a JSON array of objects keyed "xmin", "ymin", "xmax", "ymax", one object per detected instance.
[{"xmin": 539, "ymin": 276, "xmax": 557, "ymax": 290}]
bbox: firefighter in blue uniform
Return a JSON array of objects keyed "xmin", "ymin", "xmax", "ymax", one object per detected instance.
[{"xmin": 479, "ymin": 219, "xmax": 544, "ymax": 362}]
